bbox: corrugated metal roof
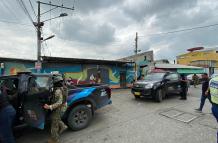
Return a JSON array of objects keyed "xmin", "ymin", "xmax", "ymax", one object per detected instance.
[
  {"xmin": 0, "ymin": 56, "xmax": 131, "ymax": 65},
  {"xmin": 42, "ymin": 56, "xmax": 130, "ymax": 65},
  {"xmin": 155, "ymin": 64, "xmax": 203, "ymax": 69},
  {"xmin": 0, "ymin": 57, "xmax": 36, "ymax": 62}
]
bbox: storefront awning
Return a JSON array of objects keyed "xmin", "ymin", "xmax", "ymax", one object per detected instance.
[{"xmin": 177, "ymin": 68, "xmax": 205, "ymax": 74}]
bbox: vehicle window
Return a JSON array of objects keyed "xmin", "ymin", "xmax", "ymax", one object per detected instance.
[
  {"xmin": 144, "ymin": 73, "xmax": 165, "ymax": 80},
  {"xmin": 165, "ymin": 74, "xmax": 179, "ymax": 81},
  {"xmin": 36, "ymin": 77, "xmax": 50, "ymax": 88},
  {"xmin": 28, "ymin": 76, "xmax": 50, "ymax": 95},
  {"xmin": 0, "ymin": 78, "xmax": 18, "ymax": 100}
]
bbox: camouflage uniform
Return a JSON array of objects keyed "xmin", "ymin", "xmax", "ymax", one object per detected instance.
[{"xmin": 50, "ymin": 87, "xmax": 67, "ymax": 143}]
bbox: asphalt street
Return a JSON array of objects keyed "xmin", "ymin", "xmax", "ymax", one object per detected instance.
[{"xmin": 17, "ymin": 85, "xmax": 217, "ymax": 143}]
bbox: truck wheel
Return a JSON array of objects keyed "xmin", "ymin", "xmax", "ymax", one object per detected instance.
[
  {"xmin": 155, "ymin": 89, "xmax": 163, "ymax": 102},
  {"xmin": 67, "ymin": 105, "xmax": 92, "ymax": 131}
]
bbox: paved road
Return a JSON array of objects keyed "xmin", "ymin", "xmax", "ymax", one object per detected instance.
[{"xmin": 17, "ymin": 86, "xmax": 217, "ymax": 143}]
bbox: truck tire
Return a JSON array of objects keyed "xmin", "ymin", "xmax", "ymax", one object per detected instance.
[
  {"xmin": 67, "ymin": 105, "xmax": 92, "ymax": 131},
  {"xmin": 154, "ymin": 89, "xmax": 163, "ymax": 102}
]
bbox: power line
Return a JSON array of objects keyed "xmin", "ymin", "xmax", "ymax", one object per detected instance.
[
  {"xmin": 0, "ymin": 19, "xmax": 32, "ymax": 26},
  {"xmin": 139, "ymin": 23, "xmax": 218, "ymax": 37},
  {"xmin": 20, "ymin": 0, "xmax": 34, "ymax": 23},
  {"xmin": 1, "ymin": 0, "xmax": 19, "ymax": 21},
  {"xmin": 16, "ymin": 0, "xmax": 34, "ymax": 25},
  {"xmin": 28, "ymin": 0, "xmax": 37, "ymax": 19}
]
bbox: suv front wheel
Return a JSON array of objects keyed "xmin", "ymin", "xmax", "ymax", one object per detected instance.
[{"xmin": 154, "ymin": 89, "xmax": 163, "ymax": 102}]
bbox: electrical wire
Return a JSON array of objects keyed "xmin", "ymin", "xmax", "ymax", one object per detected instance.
[
  {"xmin": 28, "ymin": 0, "xmax": 37, "ymax": 19},
  {"xmin": 16, "ymin": 0, "xmax": 34, "ymax": 25},
  {"xmin": 139, "ymin": 23, "xmax": 218, "ymax": 37},
  {"xmin": 1, "ymin": 0, "xmax": 19, "ymax": 21},
  {"xmin": 0, "ymin": 19, "xmax": 32, "ymax": 26}
]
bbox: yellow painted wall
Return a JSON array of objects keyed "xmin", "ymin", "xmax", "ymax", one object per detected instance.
[{"xmin": 177, "ymin": 49, "xmax": 218, "ymax": 67}]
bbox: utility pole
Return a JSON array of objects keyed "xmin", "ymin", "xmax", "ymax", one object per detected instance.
[
  {"xmin": 135, "ymin": 32, "xmax": 138, "ymax": 55},
  {"xmin": 134, "ymin": 32, "xmax": 138, "ymax": 81},
  {"xmin": 34, "ymin": 1, "xmax": 74, "ymax": 73},
  {"xmin": 36, "ymin": 1, "xmax": 41, "ymax": 73}
]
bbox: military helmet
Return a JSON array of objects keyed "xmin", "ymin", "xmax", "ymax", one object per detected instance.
[{"xmin": 53, "ymin": 75, "xmax": 63, "ymax": 83}]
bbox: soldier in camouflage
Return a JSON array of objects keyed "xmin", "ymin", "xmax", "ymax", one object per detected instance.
[{"xmin": 44, "ymin": 75, "xmax": 68, "ymax": 143}]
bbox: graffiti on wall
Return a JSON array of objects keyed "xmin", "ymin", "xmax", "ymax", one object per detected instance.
[
  {"xmin": 63, "ymin": 65, "xmax": 121, "ymax": 88},
  {"xmin": 2, "ymin": 61, "xmax": 135, "ymax": 88},
  {"xmin": 3, "ymin": 62, "xmax": 35, "ymax": 75},
  {"xmin": 43, "ymin": 64, "xmax": 134, "ymax": 88}
]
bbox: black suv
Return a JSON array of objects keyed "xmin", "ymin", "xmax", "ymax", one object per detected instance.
[{"xmin": 131, "ymin": 72, "xmax": 182, "ymax": 102}]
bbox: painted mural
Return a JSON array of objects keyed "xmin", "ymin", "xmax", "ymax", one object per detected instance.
[
  {"xmin": 1, "ymin": 61, "xmax": 135, "ymax": 89},
  {"xmin": 136, "ymin": 59, "xmax": 151, "ymax": 79},
  {"xmin": 3, "ymin": 62, "xmax": 35, "ymax": 75},
  {"xmin": 43, "ymin": 64, "xmax": 134, "ymax": 88},
  {"xmin": 61, "ymin": 65, "xmax": 121, "ymax": 88}
]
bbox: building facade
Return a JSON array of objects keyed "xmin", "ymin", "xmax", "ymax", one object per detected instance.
[
  {"xmin": 0, "ymin": 57, "xmax": 135, "ymax": 89},
  {"xmin": 118, "ymin": 51, "xmax": 154, "ymax": 79},
  {"xmin": 177, "ymin": 48, "xmax": 218, "ymax": 74}
]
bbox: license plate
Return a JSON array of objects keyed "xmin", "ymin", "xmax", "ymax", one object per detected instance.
[{"xmin": 134, "ymin": 92, "xmax": 141, "ymax": 96}]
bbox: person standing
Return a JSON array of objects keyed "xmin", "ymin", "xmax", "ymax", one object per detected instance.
[
  {"xmin": 44, "ymin": 76, "xmax": 67, "ymax": 143},
  {"xmin": 0, "ymin": 90, "xmax": 16, "ymax": 143},
  {"xmin": 180, "ymin": 74, "xmax": 188, "ymax": 100},
  {"xmin": 192, "ymin": 74, "xmax": 199, "ymax": 88},
  {"xmin": 207, "ymin": 76, "xmax": 218, "ymax": 142},
  {"xmin": 195, "ymin": 73, "xmax": 211, "ymax": 112}
]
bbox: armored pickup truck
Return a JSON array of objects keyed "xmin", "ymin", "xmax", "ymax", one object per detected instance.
[{"xmin": 0, "ymin": 72, "xmax": 112, "ymax": 131}]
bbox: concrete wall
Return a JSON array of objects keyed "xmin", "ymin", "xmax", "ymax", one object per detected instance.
[{"xmin": 119, "ymin": 51, "xmax": 154, "ymax": 78}]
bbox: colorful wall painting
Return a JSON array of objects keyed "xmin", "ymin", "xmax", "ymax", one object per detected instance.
[
  {"xmin": 1, "ymin": 61, "xmax": 135, "ymax": 89},
  {"xmin": 3, "ymin": 62, "xmax": 35, "ymax": 75}
]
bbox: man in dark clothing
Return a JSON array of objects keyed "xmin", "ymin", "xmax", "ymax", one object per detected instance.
[
  {"xmin": 195, "ymin": 73, "xmax": 212, "ymax": 112},
  {"xmin": 180, "ymin": 74, "xmax": 188, "ymax": 100},
  {"xmin": 0, "ymin": 90, "xmax": 16, "ymax": 143}
]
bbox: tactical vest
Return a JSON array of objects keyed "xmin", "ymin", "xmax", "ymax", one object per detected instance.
[
  {"xmin": 210, "ymin": 76, "xmax": 218, "ymax": 104},
  {"xmin": 53, "ymin": 87, "xmax": 67, "ymax": 104}
]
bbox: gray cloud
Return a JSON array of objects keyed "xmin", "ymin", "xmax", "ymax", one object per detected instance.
[
  {"xmin": 52, "ymin": 17, "xmax": 116, "ymax": 45},
  {"xmin": 72, "ymin": 0, "xmax": 124, "ymax": 13},
  {"xmin": 123, "ymin": 0, "xmax": 197, "ymax": 22},
  {"xmin": 147, "ymin": 24, "xmax": 218, "ymax": 61},
  {"xmin": 41, "ymin": 0, "xmax": 124, "ymax": 14},
  {"xmin": 0, "ymin": 0, "xmax": 218, "ymax": 61}
]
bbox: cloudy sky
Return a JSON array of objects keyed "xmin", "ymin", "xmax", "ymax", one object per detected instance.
[{"xmin": 0, "ymin": 0, "xmax": 218, "ymax": 61}]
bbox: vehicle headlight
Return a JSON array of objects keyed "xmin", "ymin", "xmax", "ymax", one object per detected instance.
[{"xmin": 145, "ymin": 83, "xmax": 153, "ymax": 89}]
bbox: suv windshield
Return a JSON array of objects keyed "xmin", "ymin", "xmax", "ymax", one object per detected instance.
[{"xmin": 144, "ymin": 73, "xmax": 165, "ymax": 81}]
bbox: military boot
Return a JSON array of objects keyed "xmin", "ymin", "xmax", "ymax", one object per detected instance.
[{"xmin": 59, "ymin": 124, "xmax": 68, "ymax": 134}]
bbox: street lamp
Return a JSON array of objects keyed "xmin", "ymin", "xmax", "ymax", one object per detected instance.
[
  {"xmin": 134, "ymin": 49, "xmax": 141, "ymax": 54},
  {"xmin": 42, "ymin": 13, "xmax": 68, "ymax": 23},
  {"xmin": 42, "ymin": 35, "xmax": 55, "ymax": 42},
  {"xmin": 35, "ymin": 12, "xmax": 68, "ymax": 73},
  {"xmin": 34, "ymin": 1, "xmax": 73, "ymax": 73}
]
